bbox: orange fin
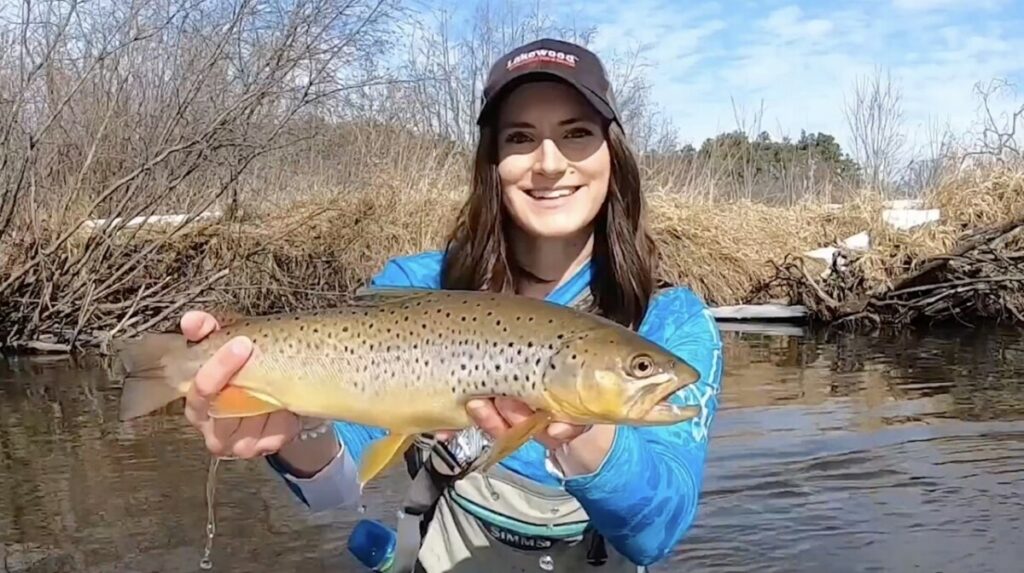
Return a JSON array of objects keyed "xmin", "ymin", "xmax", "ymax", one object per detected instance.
[
  {"xmin": 358, "ymin": 433, "xmax": 416, "ymax": 485},
  {"xmin": 209, "ymin": 386, "xmax": 283, "ymax": 418}
]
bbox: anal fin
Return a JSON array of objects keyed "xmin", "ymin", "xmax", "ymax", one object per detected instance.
[
  {"xmin": 209, "ymin": 386, "xmax": 284, "ymax": 418},
  {"xmin": 473, "ymin": 411, "xmax": 551, "ymax": 473},
  {"xmin": 359, "ymin": 433, "xmax": 416, "ymax": 485}
]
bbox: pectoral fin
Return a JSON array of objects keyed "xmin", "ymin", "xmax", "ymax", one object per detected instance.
[
  {"xmin": 359, "ymin": 433, "xmax": 416, "ymax": 485},
  {"xmin": 474, "ymin": 411, "xmax": 551, "ymax": 473},
  {"xmin": 209, "ymin": 386, "xmax": 284, "ymax": 418}
]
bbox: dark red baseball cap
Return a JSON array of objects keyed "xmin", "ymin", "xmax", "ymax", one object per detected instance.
[{"xmin": 477, "ymin": 38, "xmax": 621, "ymax": 127}]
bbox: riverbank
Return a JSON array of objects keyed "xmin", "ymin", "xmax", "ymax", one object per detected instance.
[{"xmin": 2, "ymin": 165, "xmax": 1022, "ymax": 352}]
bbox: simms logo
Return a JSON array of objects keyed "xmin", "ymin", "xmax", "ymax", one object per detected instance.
[
  {"xmin": 507, "ymin": 48, "xmax": 579, "ymax": 70},
  {"xmin": 483, "ymin": 523, "xmax": 556, "ymax": 550}
]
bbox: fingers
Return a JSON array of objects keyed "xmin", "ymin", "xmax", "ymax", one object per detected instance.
[
  {"xmin": 545, "ymin": 422, "xmax": 587, "ymax": 443},
  {"xmin": 226, "ymin": 415, "xmax": 268, "ymax": 458},
  {"xmin": 193, "ymin": 336, "xmax": 252, "ymax": 398},
  {"xmin": 203, "ymin": 417, "xmax": 240, "ymax": 456},
  {"xmin": 256, "ymin": 411, "xmax": 300, "ymax": 455},
  {"xmin": 493, "ymin": 397, "xmax": 536, "ymax": 424},
  {"xmin": 489, "ymin": 397, "xmax": 590, "ymax": 449},
  {"xmin": 181, "ymin": 310, "xmax": 220, "ymax": 342},
  {"xmin": 466, "ymin": 399, "xmax": 509, "ymax": 438}
]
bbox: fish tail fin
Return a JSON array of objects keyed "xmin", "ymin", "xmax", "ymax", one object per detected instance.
[{"xmin": 113, "ymin": 333, "xmax": 194, "ymax": 421}]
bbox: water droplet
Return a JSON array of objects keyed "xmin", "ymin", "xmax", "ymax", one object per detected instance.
[{"xmin": 538, "ymin": 555, "xmax": 554, "ymax": 571}]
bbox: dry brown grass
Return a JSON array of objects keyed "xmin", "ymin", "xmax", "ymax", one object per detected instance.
[
  {"xmin": 648, "ymin": 195, "xmax": 876, "ymax": 304},
  {"xmin": 751, "ymin": 165, "xmax": 1024, "ymax": 326},
  {"xmin": 4, "ymin": 148, "xmax": 1023, "ymax": 350},
  {"xmin": 846, "ymin": 166, "xmax": 1024, "ymax": 292}
]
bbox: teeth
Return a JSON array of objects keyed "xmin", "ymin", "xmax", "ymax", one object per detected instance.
[{"xmin": 530, "ymin": 188, "xmax": 576, "ymax": 200}]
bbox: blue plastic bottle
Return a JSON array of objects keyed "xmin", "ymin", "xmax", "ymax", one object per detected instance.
[{"xmin": 347, "ymin": 519, "xmax": 398, "ymax": 572}]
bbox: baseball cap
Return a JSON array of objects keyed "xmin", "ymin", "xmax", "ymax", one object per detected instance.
[{"xmin": 477, "ymin": 38, "xmax": 621, "ymax": 127}]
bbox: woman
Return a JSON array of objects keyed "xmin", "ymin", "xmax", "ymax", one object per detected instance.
[{"xmin": 180, "ymin": 38, "xmax": 723, "ymax": 572}]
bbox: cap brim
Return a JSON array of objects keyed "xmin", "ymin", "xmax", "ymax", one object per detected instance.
[{"xmin": 476, "ymin": 69, "xmax": 616, "ymax": 126}]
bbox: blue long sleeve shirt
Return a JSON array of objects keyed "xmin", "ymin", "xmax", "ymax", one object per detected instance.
[{"xmin": 268, "ymin": 250, "xmax": 723, "ymax": 565}]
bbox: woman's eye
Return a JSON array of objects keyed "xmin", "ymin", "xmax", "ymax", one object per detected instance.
[
  {"xmin": 565, "ymin": 127, "xmax": 593, "ymax": 139},
  {"xmin": 504, "ymin": 131, "xmax": 532, "ymax": 144}
]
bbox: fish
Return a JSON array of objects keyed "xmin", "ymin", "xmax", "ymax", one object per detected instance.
[{"xmin": 113, "ymin": 287, "xmax": 703, "ymax": 486}]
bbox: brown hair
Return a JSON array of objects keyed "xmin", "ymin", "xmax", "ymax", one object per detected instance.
[{"xmin": 440, "ymin": 116, "xmax": 659, "ymax": 330}]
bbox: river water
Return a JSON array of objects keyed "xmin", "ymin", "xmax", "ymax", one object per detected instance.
[{"xmin": 1, "ymin": 323, "xmax": 1022, "ymax": 572}]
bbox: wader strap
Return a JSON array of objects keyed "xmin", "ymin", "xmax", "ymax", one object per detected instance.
[{"xmin": 393, "ymin": 436, "xmax": 467, "ymax": 573}]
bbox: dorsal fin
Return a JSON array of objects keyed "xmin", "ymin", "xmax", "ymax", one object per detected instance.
[{"xmin": 348, "ymin": 286, "xmax": 441, "ymax": 307}]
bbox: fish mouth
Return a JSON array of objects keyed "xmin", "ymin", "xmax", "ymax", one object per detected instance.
[{"xmin": 629, "ymin": 373, "xmax": 701, "ymax": 424}]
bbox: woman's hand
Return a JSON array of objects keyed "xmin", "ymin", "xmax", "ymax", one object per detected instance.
[
  {"xmin": 180, "ymin": 310, "xmax": 302, "ymax": 460},
  {"xmin": 459, "ymin": 397, "xmax": 617, "ymax": 476}
]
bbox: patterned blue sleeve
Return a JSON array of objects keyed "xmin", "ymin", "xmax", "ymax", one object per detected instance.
[{"xmin": 562, "ymin": 287, "xmax": 723, "ymax": 565}]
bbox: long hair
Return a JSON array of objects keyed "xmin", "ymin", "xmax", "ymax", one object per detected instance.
[{"xmin": 440, "ymin": 118, "xmax": 659, "ymax": 330}]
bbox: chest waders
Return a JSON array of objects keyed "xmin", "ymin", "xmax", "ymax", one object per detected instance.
[{"xmin": 390, "ymin": 289, "xmax": 652, "ymax": 573}]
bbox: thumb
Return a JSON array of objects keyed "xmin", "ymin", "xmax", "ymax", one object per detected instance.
[
  {"xmin": 194, "ymin": 336, "xmax": 253, "ymax": 399},
  {"xmin": 181, "ymin": 310, "xmax": 220, "ymax": 342}
]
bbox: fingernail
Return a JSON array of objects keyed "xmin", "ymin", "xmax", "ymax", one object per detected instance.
[{"xmin": 230, "ymin": 336, "xmax": 251, "ymax": 356}]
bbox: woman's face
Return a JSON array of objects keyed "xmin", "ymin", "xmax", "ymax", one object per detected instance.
[{"xmin": 495, "ymin": 80, "xmax": 611, "ymax": 240}]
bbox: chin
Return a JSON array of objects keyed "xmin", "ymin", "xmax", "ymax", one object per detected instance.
[{"xmin": 524, "ymin": 220, "xmax": 591, "ymax": 238}]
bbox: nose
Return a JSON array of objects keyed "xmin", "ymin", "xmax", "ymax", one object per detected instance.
[{"xmin": 533, "ymin": 138, "xmax": 568, "ymax": 177}]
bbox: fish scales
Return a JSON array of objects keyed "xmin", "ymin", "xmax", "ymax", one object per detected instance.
[
  {"xmin": 115, "ymin": 288, "xmax": 703, "ymax": 485},
  {"xmin": 193, "ymin": 291, "xmax": 587, "ymax": 429}
]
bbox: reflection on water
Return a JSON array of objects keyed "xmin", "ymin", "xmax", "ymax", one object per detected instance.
[{"xmin": 2, "ymin": 324, "xmax": 1022, "ymax": 572}]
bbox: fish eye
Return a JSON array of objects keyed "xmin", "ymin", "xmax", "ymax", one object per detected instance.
[{"xmin": 628, "ymin": 354, "xmax": 655, "ymax": 377}]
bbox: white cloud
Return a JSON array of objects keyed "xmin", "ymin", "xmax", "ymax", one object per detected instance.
[
  {"xmin": 570, "ymin": 0, "xmax": 1024, "ymax": 158},
  {"xmin": 892, "ymin": 0, "xmax": 1006, "ymax": 12}
]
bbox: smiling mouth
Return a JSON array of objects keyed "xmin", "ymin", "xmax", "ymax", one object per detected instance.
[{"xmin": 527, "ymin": 186, "xmax": 581, "ymax": 200}]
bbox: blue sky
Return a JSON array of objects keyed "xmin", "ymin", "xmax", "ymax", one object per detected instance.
[{"xmin": 409, "ymin": 0, "xmax": 1024, "ymax": 157}]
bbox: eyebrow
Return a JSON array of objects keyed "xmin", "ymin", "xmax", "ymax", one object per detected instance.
[{"xmin": 500, "ymin": 117, "xmax": 587, "ymax": 129}]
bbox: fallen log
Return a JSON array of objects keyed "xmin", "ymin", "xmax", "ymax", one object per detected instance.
[{"xmin": 751, "ymin": 216, "xmax": 1024, "ymax": 329}]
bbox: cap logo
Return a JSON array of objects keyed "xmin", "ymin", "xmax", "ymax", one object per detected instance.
[{"xmin": 506, "ymin": 48, "xmax": 579, "ymax": 71}]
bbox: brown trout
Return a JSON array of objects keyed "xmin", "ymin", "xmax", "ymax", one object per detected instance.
[{"xmin": 114, "ymin": 288, "xmax": 702, "ymax": 485}]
